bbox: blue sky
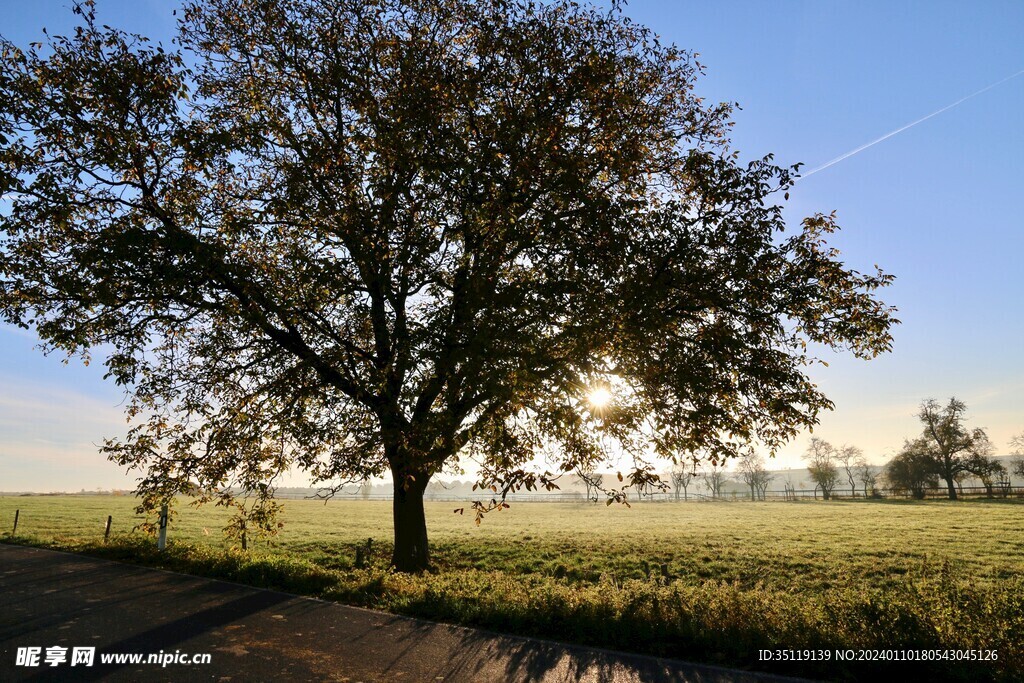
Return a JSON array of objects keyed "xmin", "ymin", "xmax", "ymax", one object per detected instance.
[{"xmin": 2, "ymin": 1, "xmax": 1023, "ymax": 490}]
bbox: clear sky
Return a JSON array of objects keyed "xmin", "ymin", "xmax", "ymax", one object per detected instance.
[{"xmin": 2, "ymin": 1, "xmax": 1023, "ymax": 491}]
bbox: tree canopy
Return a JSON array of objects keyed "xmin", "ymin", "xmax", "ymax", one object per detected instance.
[{"xmin": 1, "ymin": 0, "xmax": 896, "ymax": 571}]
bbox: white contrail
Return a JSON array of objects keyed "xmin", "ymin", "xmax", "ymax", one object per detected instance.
[{"xmin": 801, "ymin": 68, "xmax": 1024, "ymax": 179}]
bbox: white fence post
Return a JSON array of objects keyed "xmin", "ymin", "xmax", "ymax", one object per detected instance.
[{"xmin": 157, "ymin": 504, "xmax": 168, "ymax": 551}]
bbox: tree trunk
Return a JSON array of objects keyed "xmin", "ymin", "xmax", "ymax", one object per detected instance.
[
  {"xmin": 945, "ymin": 477, "xmax": 958, "ymax": 501},
  {"xmin": 391, "ymin": 472, "xmax": 430, "ymax": 572}
]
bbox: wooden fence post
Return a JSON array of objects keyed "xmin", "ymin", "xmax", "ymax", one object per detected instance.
[
  {"xmin": 104, "ymin": 515, "xmax": 112, "ymax": 542},
  {"xmin": 12, "ymin": 510, "xmax": 19, "ymax": 535},
  {"xmin": 158, "ymin": 504, "xmax": 168, "ymax": 551}
]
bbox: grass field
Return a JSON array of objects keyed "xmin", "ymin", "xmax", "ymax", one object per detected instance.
[{"xmin": 2, "ymin": 495, "xmax": 1022, "ymax": 681}]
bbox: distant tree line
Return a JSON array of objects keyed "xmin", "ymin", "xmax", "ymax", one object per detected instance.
[
  {"xmin": 419, "ymin": 397, "xmax": 1023, "ymax": 504},
  {"xmin": 659, "ymin": 397, "xmax": 1023, "ymax": 502}
]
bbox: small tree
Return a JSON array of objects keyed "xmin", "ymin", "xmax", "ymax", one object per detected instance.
[
  {"xmin": 835, "ymin": 444, "xmax": 863, "ymax": 498},
  {"xmin": 968, "ymin": 455, "xmax": 1006, "ymax": 498},
  {"xmin": 576, "ymin": 469, "xmax": 604, "ymax": 503},
  {"xmin": 669, "ymin": 462, "xmax": 694, "ymax": 502},
  {"xmin": 755, "ymin": 469, "xmax": 775, "ymax": 500},
  {"xmin": 702, "ymin": 461, "xmax": 729, "ymax": 499},
  {"xmin": 1010, "ymin": 433, "xmax": 1024, "ymax": 486},
  {"xmin": 855, "ymin": 457, "xmax": 877, "ymax": 497},
  {"xmin": 737, "ymin": 452, "xmax": 774, "ymax": 501},
  {"xmin": 803, "ymin": 437, "xmax": 839, "ymax": 500},
  {"xmin": 996, "ymin": 470, "xmax": 1012, "ymax": 498},
  {"xmin": 885, "ymin": 440, "xmax": 939, "ymax": 499}
]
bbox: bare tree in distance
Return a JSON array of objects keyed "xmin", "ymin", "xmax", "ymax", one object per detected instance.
[
  {"xmin": 996, "ymin": 468, "xmax": 1013, "ymax": 498},
  {"xmin": 1010, "ymin": 432, "xmax": 1024, "ymax": 483},
  {"xmin": 835, "ymin": 444, "xmax": 863, "ymax": 498},
  {"xmin": 702, "ymin": 461, "xmax": 729, "ymax": 499},
  {"xmin": 737, "ymin": 452, "xmax": 774, "ymax": 501},
  {"xmin": 576, "ymin": 469, "xmax": 604, "ymax": 503},
  {"xmin": 755, "ymin": 469, "xmax": 775, "ymax": 500},
  {"xmin": 1010, "ymin": 432, "xmax": 1024, "ymax": 454},
  {"xmin": 670, "ymin": 461, "xmax": 695, "ymax": 501},
  {"xmin": 737, "ymin": 452, "xmax": 759, "ymax": 500},
  {"xmin": 803, "ymin": 437, "xmax": 840, "ymax": 500},
  {"xmin": 855, "ymin": 457, "xmax": 878, "ymax": 497}
]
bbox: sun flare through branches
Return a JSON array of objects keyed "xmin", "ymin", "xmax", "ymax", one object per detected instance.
[{"xmin": 587, "ymin": 386, "xmax": 613, "ymax": 410}]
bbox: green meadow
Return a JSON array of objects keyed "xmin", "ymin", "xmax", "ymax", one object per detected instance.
[{"xmin": 2, "ymin": 495, "xmax": 1022, "ymax": 681}]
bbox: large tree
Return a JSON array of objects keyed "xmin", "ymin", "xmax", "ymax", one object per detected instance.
[
  {"xmin": 0, "ymin": 0, "xmax": 896, "ymax": 571},
  {"xmin": 914, "ymin": 399, "xmax": 992, "ymax": 500}
]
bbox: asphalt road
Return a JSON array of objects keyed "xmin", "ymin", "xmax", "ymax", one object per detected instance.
[{"xmin": 0, "ymin": 544, "xmax": 809, "ymax": 682}]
